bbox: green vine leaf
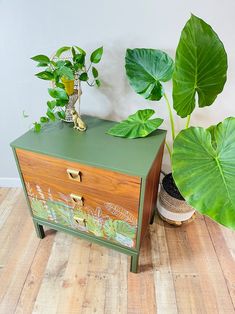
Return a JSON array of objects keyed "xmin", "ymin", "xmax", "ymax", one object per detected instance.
[
  {"xmin": 90, "ymin": 46, "xmax": 103, "ymax": 63},
  {"xmin": 55, "ymin": 46, "xmax": 71, "ymax": 58},
  {"xmin": 31, "ymin": 54, "xmax": 50, "ymax": 64},
  {"xmin": 79, "ymin": 73, "xmax": 88, "ymax": 81},
  {"xmin": 33, "ymin": 122, "xmax": 41, "ymax": 132},
  {"xmin": 40, "ymin": 116, "xmax": 49, "ymax": 123},
  {"xmin": 75, "ymin": 46, "xmax": 86, "ymax": 55},
  {"xmin": 55, "ymin": 99, "xmax": 67, "ymax": 107},
  {"xmin": 57, "ymin": 66, "xmax": 74, "ymax": 80},
  {"xmin": 57, "ymin": 111, "xmax": 65, "ymax": 120},
  {"xmin": 92, "ymin": 66, "xmax": 98, "ymax": 78},
  {"xmin": 71, "ymin": 47, "xmax": 76, "ymax": 59},
  {"xmin": 48, "ymin": 87, "xmax": 68, "ymax": 101},
  {"xmin": 47, "ymin": 100, "xmax": 56, "ymax": 110},
  {"xmin": 36, "ymin": 62, "xmax": 49, "ymax": 67},
  {"xmin": 35, "ymin": 71, "xmax": 54, "ymax": 80},
  {"xmin": 107, "ymin": 109, "xmax": 163, "ymax": 139},
  {"xmin": 46, "ymin": 110, "xmax": 56, "ymax": 121},
  {"xmin": 95, "ymin": 79, "xmax": 101, "ymax": 87}
]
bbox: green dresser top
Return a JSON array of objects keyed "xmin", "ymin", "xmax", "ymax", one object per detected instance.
[{"xmin": 11, "ymin": 115, "xmax": 166, "ymax": 177}]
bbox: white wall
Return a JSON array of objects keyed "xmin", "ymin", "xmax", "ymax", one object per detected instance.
[{"xmin": 1, "ymin": 0, "xmax": 235, "ymax": 185}]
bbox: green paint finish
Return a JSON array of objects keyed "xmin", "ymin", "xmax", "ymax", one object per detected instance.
[
  {"xmin": 33, "ymin": 222, "xmax": 45, "ymax": 239},
  {"xmin": 130, "ymin": 254, "xmax": 139, "ymax": 273},
  {"xmin": 12, "ymin": 148, "xmax": 34, "ymax": 217},
  {"xmin": 11, "ymin": 115, "xmax": 166, "ymax": 273},
  {"xmin": 10, "ymin": 115, "xmax": 166, "ymax": 177},
  {"xmin": 29, "ymin": 197, "xmax": 137, "ymax": 248},
  {"xmin": 135, "ymin": 178, "xmax": 146, "ymax": 251}
]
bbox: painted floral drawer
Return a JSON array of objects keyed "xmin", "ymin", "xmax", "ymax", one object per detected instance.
[{"xmin": 28, "ymin": 182, "xmax": 138, "ymax": 248}]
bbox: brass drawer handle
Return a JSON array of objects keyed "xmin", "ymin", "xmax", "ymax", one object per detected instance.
[
  {"xmin": 74, "ymin": 216, "xmax": 87, "ymax": 227},
  {"xmin": 67, "ymin": 169, "xmax": 81, "ymax": 182},
  {"xmin": 70, "ymin": 193, "xmax": 84, "ymax": 206}
]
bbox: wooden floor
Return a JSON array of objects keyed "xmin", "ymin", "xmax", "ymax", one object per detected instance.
[{"xmin": 0, "ymin": 188, "xmax": 235, "ymax": 314}]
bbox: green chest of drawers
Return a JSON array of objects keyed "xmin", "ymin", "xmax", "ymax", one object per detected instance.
[{"xmin": 11, "ymin": 115, "xmax": 166, "ymax": 273}]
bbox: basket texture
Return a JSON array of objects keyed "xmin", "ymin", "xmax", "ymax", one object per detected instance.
[{"xmin": 157, "ymin": 184, "xmax": 195, "ymax": 226}]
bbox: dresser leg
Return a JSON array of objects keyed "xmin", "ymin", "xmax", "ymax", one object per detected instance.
[
  {"xmin": 34, "ymin": 222, "xmax": 45, "ymax": 239},
  {"xmin": 150, "ymin": 208, "xmax": 156, "ymax": 224},
  {"xmin": 130, "ymin": 254, "xmax": 139, "ymax": 273}
]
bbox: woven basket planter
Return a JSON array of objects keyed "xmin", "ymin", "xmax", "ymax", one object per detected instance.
[{"xmin": 157, "ymin": 182, "xmax": 195, "ymax": 226}]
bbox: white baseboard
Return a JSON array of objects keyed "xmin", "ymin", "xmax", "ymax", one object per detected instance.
[{"xmin": 0, "ymin": 178, "xmax": 21, "ymax": 187}]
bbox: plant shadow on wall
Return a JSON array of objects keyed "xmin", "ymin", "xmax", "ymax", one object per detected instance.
[
  {"xmin": 107, "ymin": 14, "xmax": 235, "ymax": 230},
  {"xmin": 90, "ymin": 44, "xmax": 143, "ymax": 122},
  {"xmin": 31, "ymin": 45, "xmax": 103, "ymax": 132}
]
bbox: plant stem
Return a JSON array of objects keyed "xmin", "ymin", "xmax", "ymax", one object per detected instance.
[
  {"xmin": 165, "ymin": 141, "xmax": 172, "ymax": 159},
  {"xmin": 86, "ymin": 63, "xmax": 92, "ymax": 73},
  {"xmin": 163, "ymin": 93, "xmax": 175, "ymax": 141},
  {"xmin": 78, "ymin": 81, "xmax": 82, "ymax": 115},
  {"xmin": 185, "ymin": 114, "xmax": 191, "ymax": 128},
  {"xmin": 86, "ymin": 81, "xmax": 95, "ymax": 87}
]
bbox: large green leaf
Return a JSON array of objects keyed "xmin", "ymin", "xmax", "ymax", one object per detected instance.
[
  {"xmin": 107, "ymin": 109, "xmax": 163, "ymax": 139},
  {"xmin": 125, "ymin": 48, "xmax": 174, "ymax": 101},
  {"xmin": 173, "ymin": 14, "xmax": 227, "ymax": 118},
  {"xmin": 172, "ymin": 117, "xmax": 235, "ymax": 229}
]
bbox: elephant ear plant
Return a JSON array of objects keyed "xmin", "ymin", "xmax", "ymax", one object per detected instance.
[
  {"xmin": 107, "ymin": 14, "xmax": 235, "ymax": 230},
  {"xmin": 31, "ymin": 45, "xmax": 103, "ymax": 132}
]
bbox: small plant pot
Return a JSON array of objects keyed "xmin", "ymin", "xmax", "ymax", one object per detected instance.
[
  {"xmin": 61, "ymin": 77, "xmax": 75, "ymax": 96},
  {"xmin": 157, "ymin": 173, "xmax": 195, "ymax": 226}
]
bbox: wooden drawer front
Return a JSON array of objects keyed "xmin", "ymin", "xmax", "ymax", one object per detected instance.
[
  {"xmin": 23, "ymin": 174, "xmax": 139, "ymax": 214},
  {"xmin": 28, "ymin": 187, "xmax": 138, "ymax": 248},
  {"xmin": 16, "ymin": 148, "xmax": 141, "ymax": 206}
]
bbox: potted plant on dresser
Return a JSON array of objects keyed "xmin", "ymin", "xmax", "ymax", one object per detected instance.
[
  {"xmin": 107, "ymin": 14, "xmax": 235, "ymax": 230},
  {"xmin": 31, "ymin": 45, "xmax": 103, "ymax": 132}
]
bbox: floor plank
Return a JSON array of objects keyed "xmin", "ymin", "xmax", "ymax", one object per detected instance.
[
  {"xmin": 104, "ymin": 249, "xmax": 128, "ymax": 314},
  {"xmin": 128, "ymin": 231, "xmax": 156, "ymax": 314},
  {"xmin": 186, "ymin": 214, "xmax": 234, "ymax": 314},
  {"xmin": 0, "ymin": 189, "xmax": 235, "ymax": 314},
  {"xmin": 150, "ymin": 217, "xmax": 178, "ymax": 314},
  {"xmin": 14, "ymin": 230, "xmax": 55, "ymax": 314},
  {"xmin": 163, "ymin": 216, "xmax": 205, "ymax": 314},
  {"xmin": 0, "ymin": 188, "xmax": 22, "ymax": 229},
  {"xmin": 0, "ymin": 188, "xmax": 10, "ymax": 204},
  {"xmin": 0, "ymin": 217, "xmax": 40, "ymax": 313},
  {"xmin": 0, "ymin": 192, "xmax": 29, "ymax": 275},
  {"xmin": 32, "ymin": 232, "xmax": 73, "ymax": 314},
  {"xmin": 205, "ymin": 217, "xmax": 235, "ymax": 309}
]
